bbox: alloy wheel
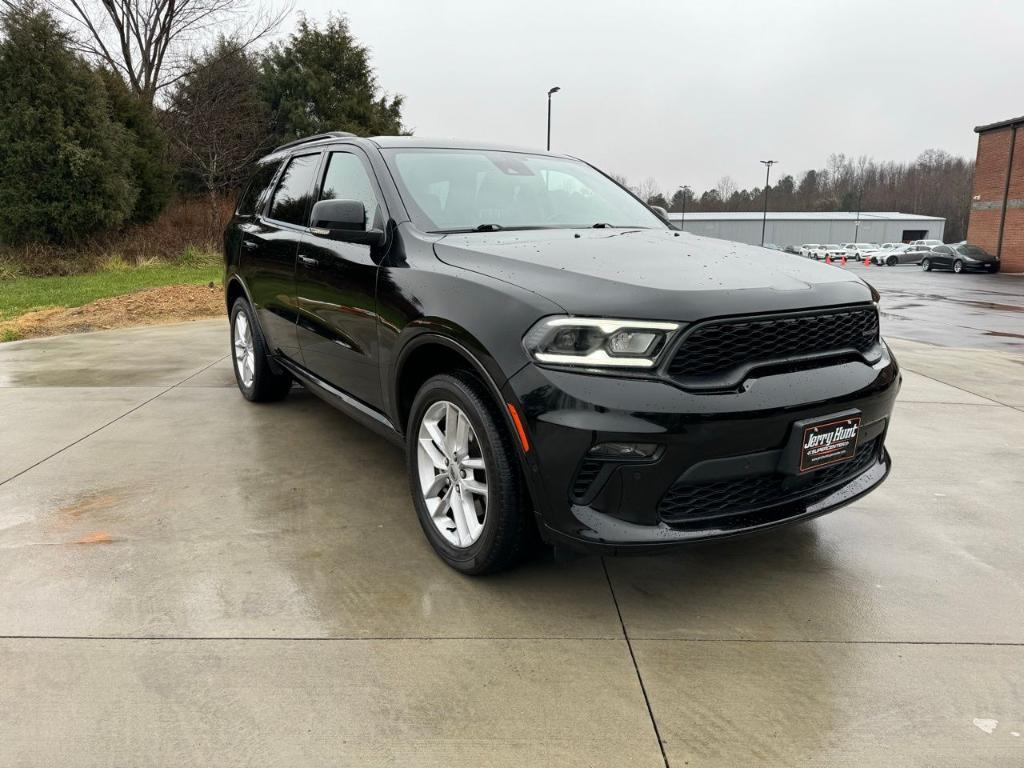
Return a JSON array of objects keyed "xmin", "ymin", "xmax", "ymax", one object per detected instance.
[
  {"xmin": 233, "ymin": 312, "xmax": 255, "ymax": 388},
  {"xmin": 416, "ymin": 400, "xmax": 489, "ymax": 548}
]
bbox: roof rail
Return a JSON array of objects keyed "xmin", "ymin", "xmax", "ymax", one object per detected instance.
[{"xmin": 273, "ymin": 131, "xmax": 357, "ymax": 153}]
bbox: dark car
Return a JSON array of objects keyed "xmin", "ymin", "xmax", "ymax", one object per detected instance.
[
  {"xmin": 224, "ymin": 132, "xmax": 900, "ymax": 574},
  {"xmin": 876, "ymin": 243, "xmax": 931, "ymax": 266},
  {"xmin": 921, "ymin": 244, "xmax": 1001, "ymax": 273}
]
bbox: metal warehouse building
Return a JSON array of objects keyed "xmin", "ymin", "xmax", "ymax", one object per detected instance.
[{"xmin": 667, "ymin": 211, "xmax": 945, "ymax": 247}]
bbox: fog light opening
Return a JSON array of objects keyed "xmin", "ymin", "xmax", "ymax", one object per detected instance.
[{"xmin": 587, "ymin": 442, "xmax": 658, "ymax": 459}]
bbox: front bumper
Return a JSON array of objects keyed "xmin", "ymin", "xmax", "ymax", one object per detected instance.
[{"xmin": 505, "ymin": 342, "xmax": 900, "ymax": 554}]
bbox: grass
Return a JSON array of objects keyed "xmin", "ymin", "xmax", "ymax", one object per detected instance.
[{"xmin": 0, "ymin": 250, "xmax": 221, "ymax": 322}]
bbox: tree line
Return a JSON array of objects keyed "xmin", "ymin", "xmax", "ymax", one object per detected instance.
[
  {"xmin": 0, "ymin": 1, "xmax": 976, "ymax": 251},
  {"xmin": 634, "ymin": 150, "xmax": 975, "ymax": 242},
  {"xmin": 0, "ymin": 0, "xmax": 404, "ymax": 248}
]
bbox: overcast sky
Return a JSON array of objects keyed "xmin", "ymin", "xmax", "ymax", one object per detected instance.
[{"xmin": 298, "ymin": 0, "xmax": 1022, "ymax": 193}]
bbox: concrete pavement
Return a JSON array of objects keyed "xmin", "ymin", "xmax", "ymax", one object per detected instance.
[{"xmin": 0, "ymin": 319, "xmax": 1022, "ymax": 766}]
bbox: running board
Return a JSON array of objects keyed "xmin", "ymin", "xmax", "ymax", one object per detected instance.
[{"xmin": 275, "ymin": 357, "xmax": 404, "ymax": 448}]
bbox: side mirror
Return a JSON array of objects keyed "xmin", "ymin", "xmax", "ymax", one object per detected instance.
[
  {"xmin": 650, "ymin": 204, "xmax": 670, "ymax": 220},
  {"xmin": 310, "ymin": 199, "xmax": 386, "ymax": 247}
]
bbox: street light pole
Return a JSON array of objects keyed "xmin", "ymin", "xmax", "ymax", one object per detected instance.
[
  {"xmin": 854, "ymin": 187, "xmax": 864, "ymax": 242},
  {"xmin": 546, "ymin": 86, "xmax": 560, "ymax": 151},
  {"xmin": 759, "ymin": 160, "xmax": 777, "ymax": 247},
  {"xmin": 677, "ymin": 185, "xmax": 691, "ymax": 232}
]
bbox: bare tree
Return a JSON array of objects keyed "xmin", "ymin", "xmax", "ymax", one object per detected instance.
[
  {"xmin": 633, "ymin": 176, "xmax": 661, "ymax": 204},
  {"xmin": 49, "ymin": 0, "xmax": 290, "ymax": 103},
  {"xmin": 166, "ymin": 40, "xmax": 271, "ymax": 236},
  {"xmin": 715, "ymin": 175, "xmax": 737, "ymax": 204}
]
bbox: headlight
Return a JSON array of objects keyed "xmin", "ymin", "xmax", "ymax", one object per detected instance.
[{"xmin": 523, "ymin": 316, "xmax": 681, "ymax": 368}]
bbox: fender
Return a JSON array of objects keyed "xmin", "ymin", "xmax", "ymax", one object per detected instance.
[{"xmin": 391, "ymin": 329, "xmax": 516, "ymax": 428}]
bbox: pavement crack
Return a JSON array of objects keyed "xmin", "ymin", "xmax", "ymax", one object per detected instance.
[
  {"xmin": 602, "ymin": 558, "xmax": 672, "ymax": 768},
  {"xmin": 0, "ymin": 355, "xmax": 228, "ymax": 488},
  {"xmin": 899, "ymin": 364, "xmax": 1014, "ymax": 409}
]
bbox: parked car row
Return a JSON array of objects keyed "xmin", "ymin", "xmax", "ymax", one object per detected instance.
[
  {"xmin": 798, "ymin": 243, "xmax": 877, "ymax": 261},
  {"xmin": 794, "ymin": 240, "xmax": 1000, "ymax": 273}
]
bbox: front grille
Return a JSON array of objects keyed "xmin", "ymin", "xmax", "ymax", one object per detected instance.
[
  {"xmin": 667, "ymin": 306, "xmax": 879, "ymax": 381},
  {"xmin": 658, "ymin": 437, "xmax": 880, "ymax": 526}
]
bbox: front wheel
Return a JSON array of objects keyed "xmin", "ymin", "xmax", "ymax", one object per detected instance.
[
  {"xmin": 953, "ymin": 259, "xmax": 964, "ymax": 274},
  {"xmin": 406, "ymin": 373, "xmax": 530, "ymax": 574},
  {"xmin": 887, "ymin": 255, "xmax": 898, "ymax": 267},
  {"xmin": 921, "ymin": 258, "xmax": 932, "ymax": 272}
]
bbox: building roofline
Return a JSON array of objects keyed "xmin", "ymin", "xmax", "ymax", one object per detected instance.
[{"xmin": 975, "ymin": 115, "xmax": 1024, "ymax": 133}]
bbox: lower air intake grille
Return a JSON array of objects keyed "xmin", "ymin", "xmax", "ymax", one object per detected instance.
[{"xmin": 658, "ymin": 438, "xmax": 880, "ymax": 525}]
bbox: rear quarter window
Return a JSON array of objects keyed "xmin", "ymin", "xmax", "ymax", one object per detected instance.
[{"xmin": 236, "ymin": 161, "xmax": 281, "ymax": 217}]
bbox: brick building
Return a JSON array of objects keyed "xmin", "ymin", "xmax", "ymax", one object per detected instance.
[{"xmin": 968, "ymin": 115, "xmax": 1024, "ymax": 272}]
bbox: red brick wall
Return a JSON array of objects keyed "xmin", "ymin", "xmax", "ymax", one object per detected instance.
[{"xmin": 968, "ymin": 124, "xmax": 1024, "ymax": 272}]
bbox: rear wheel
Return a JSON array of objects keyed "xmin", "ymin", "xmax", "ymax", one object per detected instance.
[
  {"xmin": 953, "ymin": 259, "xmax": 964, "ymax": 274},
  {"xmin": 921, "ymin": 258, "xmax": 932, "ymax": 272},
  {"xmin": 230, "ymin": 298, "xmax": 292, "ymax": 402},
  {"xmin": 407, "ymin": 373, "xmax": 530, "ymax": 574}
]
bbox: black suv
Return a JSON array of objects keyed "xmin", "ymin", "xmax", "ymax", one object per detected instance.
[{"xmin": 224, "ymin": 132, "xmax": 899, "ymax": 574}]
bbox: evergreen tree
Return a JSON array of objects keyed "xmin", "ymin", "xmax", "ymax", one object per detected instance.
[
  {"xmin": 261, "ymin": 15, "xmax": 405, "ymax": 141},
  {"xmin": 0, "ymin": 3, "xmax": 137, "ymax": 245},
  {"xmin": 97, "ymin": 68, "xmax": 173, "ymax": 224}
]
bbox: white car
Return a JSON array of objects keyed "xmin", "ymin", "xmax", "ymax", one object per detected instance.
[
  {"xmin": 799, "ymin": 243, "xmax": 823, "ymax": 259},
  {"xmin": 822, "ymin": 244, "xmax": 846, "ymax": 260},
  {"xmin": 844, "ymin": 242, "xmax": 881, "ymax": 261}
]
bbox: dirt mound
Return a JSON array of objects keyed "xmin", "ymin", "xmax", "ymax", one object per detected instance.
[{"xmin": 2, "ymin": 283, "xmax": 225, "ymax": 341}]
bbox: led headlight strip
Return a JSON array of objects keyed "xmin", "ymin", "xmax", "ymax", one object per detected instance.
[{"xmin": 523, "ymin": 316, "xmax": 681, "ymax": 369}]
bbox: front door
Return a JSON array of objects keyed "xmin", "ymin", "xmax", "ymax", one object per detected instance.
[
  {"xmin": 931, "ymin": 245, "xmax": 954, "ymax": 268},
  {"xmin": 246, "ymin": 152, "xmax": 322, "ymax": 360},
  {"xmin": 295, "ymin": 148, "xmax": 388, "ymax": 409}
]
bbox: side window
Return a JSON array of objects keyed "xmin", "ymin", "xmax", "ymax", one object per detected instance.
[
  {"xmin": 320, "ymin": 152, "xmax": 381, "ymax": 228},
  {"xmin": 268, "ymin": 154, "xmax": 321, "ymax": 225},
  {"xmin": 236, "ymin": 161, "xmax": 280, "ymax": 217}
]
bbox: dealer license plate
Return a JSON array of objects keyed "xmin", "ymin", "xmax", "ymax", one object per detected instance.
[{"xmin": 798, "ymin": 415, "xmax": 861, "ymax": 473}]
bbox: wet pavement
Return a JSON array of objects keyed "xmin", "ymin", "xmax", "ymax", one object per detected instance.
[
  {"xmin": 843, "ymin": 261, "xmax": 1024, "ymax": 352},
  {"xmin": 1, "ymin": 320, "xmax": 1022, "ymax": 766}
]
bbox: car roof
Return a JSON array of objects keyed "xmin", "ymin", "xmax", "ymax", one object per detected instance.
[
  {"xmin": 366, "ymin": 136, "xmax": 562, "ymax": 155},
  {"xmin": 258, "ymin": 134, "xmax": 574, "ymax": 166}
]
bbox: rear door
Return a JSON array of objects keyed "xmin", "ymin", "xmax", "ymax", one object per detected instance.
[
  {"xmin": 246, "ymin": 152, "xmax": 323, "ymax": 361},
  {"xmin": 295, "ymin": 147, "xmax": 389, "ymax": 409}
]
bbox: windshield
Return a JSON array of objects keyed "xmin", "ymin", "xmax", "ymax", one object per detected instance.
[
  {"xmin": 958, "ymin": 245, "xmax": 991, "ymax": 258},
  {"xmin": 382, "ymin": 148, "xmax": 665, "ymax": 233}
]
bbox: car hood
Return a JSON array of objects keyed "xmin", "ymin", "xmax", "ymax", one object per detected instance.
[{"xmin": 433, "ymin": 228, "xmax": 875, "ymax": 321}]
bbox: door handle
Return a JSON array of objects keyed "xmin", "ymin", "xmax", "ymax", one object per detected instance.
[
  {"xmin": 241, "ymin": 239, "xmax": 258, "ymax": 251},
  {"xmin": 298, "ymin": 255, "xmax": 319, "ymax": 267}
]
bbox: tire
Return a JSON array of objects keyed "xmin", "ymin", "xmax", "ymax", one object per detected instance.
[
  {"xmin": 230, "ymin": 297, "xmax": 292, "ymax": 402},
  {"xmin": 921, "ymin": 258, "xmax": 932, "ymax": 272},
  {"xmin": 886, "ymin": 255, "xmax": 898, "ymax": 267},
  {"xmin": 953, "ymin": 259, "xmax": 964, "ymax": 274},
  {"xmin": 406, "ymin": 372, "xmax": 530, "ymax": 574}
]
